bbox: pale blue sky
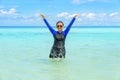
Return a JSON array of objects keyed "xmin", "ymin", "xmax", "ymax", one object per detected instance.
[{"xmin": 0, "ymin": 0, "xmax": 120, "ymax": 26}]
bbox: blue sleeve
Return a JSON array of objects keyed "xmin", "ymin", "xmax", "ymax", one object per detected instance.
[
  {"xmin": 64, "ymin": 18, "xmax": 76, "ymax": 36},
  {"xmin": 43, "ymin": 19, "xmax": 56, "ymax": 35}
]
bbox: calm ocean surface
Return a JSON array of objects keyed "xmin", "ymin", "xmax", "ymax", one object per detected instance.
[{"xmin": 0, "ymin": 26, "xmax": 120, "ymax": 80}]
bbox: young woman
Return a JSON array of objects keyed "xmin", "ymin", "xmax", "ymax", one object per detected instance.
[{"xmin": 40, "ymin": 14, "xmax": 78, "ymax": 58}]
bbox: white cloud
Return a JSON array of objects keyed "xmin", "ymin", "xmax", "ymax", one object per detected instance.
[
  {"xmin": 72, "ymin": 0, "xmax": 113, "ymax": 4},
  {"xmin": 86, "ymin": 13, "xmax": 96, "ymax": 20},
  {"xmin": 56, "ymin": 12, "xmax": 120, "ymax": 26},
  {"xmin": 109, "ymin": 12, "xmax": 120, "ymax": 23},
  {"xmin": 56, "ymin": 12, "xmax": 69, "ymax": 18},
  {"xmin": 34, "ymin": 13, "xmax": 40, "ymax": 17},
  {"xmin": 72, "ymin": 0, "xmax": 81, "ymax": 4},
  {"xmin": 1, "ymin": 9, "xmax": 120, "ymax": 26},
  {"xmin": 0, "ymin": 10, "xmax": 7, "ymax": 14},
  {"xmin": 81, "ymin": 13, "xmax": 107, "ymax": 20},
  {"xmin": 109, "ymin": 12, "xmax": 119, "ymax": 17},
  {"xmin": 56, "ymin": 12, "xmax": 78, "ymax": 19},
  {"xmin": 0, "ymin": 8, "xmax": 41, "ymax": 25},
  {"xmin": 0, "ymin": 8, "xmax": 16, "ymax": 15},
  {"xmin": 8, "ymin": 8, "xmax": 16, "ymax": 14}
]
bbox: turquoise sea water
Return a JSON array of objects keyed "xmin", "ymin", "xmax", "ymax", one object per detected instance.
[{"xmin": 0, "ymin": 27, "xmax": 120, "ymax": 80}]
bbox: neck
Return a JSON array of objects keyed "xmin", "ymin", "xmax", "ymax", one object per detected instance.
[{"xmin": 58, "ymin": 30, "xmax": 62, "ymax": 33}]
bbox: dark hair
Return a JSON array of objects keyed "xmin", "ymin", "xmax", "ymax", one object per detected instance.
[{"xmin": 56, "ymin": 21, "xmax": 64, "ymax": 26}]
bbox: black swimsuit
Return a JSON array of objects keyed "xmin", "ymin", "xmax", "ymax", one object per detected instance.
[
  {"xmin": 49, "ymin": 32, "xmax": 66, "ymax": 58},
  {"xmin": 43, "ymin": 18, "xmax": 75, "ymax": 58}
]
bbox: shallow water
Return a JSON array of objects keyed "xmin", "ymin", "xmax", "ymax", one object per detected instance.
[{"xmin": 0, "ymin": 27, "xmax": 120, "ymax": 80}]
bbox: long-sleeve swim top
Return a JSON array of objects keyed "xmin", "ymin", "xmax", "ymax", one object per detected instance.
[{"xmin": 43, "ymin": 17, "xmax": 76, "ymax": 37}]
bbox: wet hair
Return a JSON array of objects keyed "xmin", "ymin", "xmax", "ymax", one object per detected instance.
[{"xmin": 56, "ymin": 21, "xmax": 64, "ymax": 26}]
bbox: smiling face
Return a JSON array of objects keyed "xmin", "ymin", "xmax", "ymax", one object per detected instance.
[{"xmin": 56, "ymin": 21, "xmax": 64, "ymax": 32}]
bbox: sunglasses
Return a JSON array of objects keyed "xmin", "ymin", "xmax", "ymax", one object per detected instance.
[{"xmin": 57, "ymin": 25, "xmax": 63, "ymax": 28}]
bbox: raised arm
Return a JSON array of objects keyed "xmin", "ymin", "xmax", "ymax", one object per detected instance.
[
  {"xmin": 40, "ymin": 14, "xmax": 56, "ymax": 35},
  {"xmin": 64, "ymin": 14, "xmax": 79, "ymax": 36}
]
